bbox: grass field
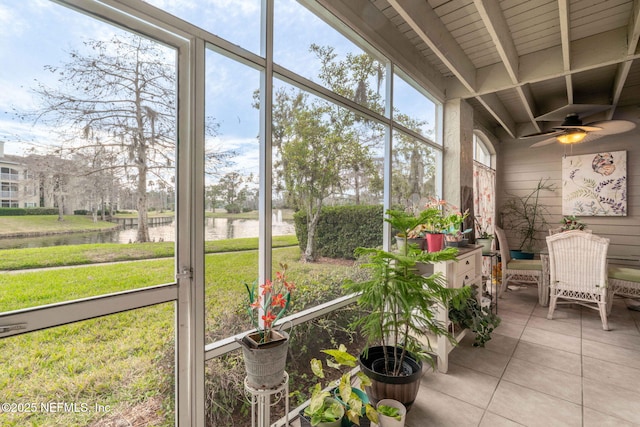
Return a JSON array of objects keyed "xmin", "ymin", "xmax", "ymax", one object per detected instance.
[
  {"xmin": 0, "ymin": 215, "xmax": 118, "ymax": 237},
  {"xmin": 0, "ymin": 235, "xmax": 298, "ymax": 271},
  {"xmin": 0, "ymin": 234, "xmax": 357, "ymax": 426}
]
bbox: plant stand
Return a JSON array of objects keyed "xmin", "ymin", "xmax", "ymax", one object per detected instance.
[
  {"xmin": 482, "ymin": 251, "xmax": 498, "ymax": 314},
  {"xmin": 244, "ymin": 371, "xmax": 289, "ymax": 427}
]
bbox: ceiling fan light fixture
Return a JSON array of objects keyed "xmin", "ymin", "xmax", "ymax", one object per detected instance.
[{"xmin": 556, "ymin": 129, "xmax": 587, "ymax": 144}]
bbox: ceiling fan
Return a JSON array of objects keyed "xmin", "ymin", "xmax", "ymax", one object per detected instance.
[{"xmin": 522, "ymin": 113, "xmax": 636, "ymax": 148}]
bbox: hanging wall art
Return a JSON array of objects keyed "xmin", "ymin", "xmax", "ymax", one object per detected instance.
[{"xmin": 562, "ymin": 150, "xmax": 627, "ymax": 216}]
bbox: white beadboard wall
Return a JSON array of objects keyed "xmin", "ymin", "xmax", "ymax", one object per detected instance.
[{"xmin": 495, "ymin": 116, "xmax": 640, "ymax": 258}]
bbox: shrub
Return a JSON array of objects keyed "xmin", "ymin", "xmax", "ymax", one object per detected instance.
[
  {"xmin": 0, "ymin": 207, "xmax": 60, "ymax": 216},
  {"xmin": 0, "ymin": 208, "xmax": 27, "ymax": 216},
  {"xmin": 225, "ymin": 203, "xmax": 241, "ymax": 214},
  {"xmin": 74, "ymin": 210, "xmax": 89, "ymax": 215},
  {"xmin": 294, "ymin": 205, "xmax": 383, "ymax": 259}
]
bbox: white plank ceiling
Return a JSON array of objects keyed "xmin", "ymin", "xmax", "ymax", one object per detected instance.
[{"xmin": 324, "ymin": 0, "xmax": 640, "ymax": 140}]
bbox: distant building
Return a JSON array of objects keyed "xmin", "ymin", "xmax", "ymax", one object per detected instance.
[{"xmin": 0, "ymin": 142, "xmax": 39, "ymax": 208}]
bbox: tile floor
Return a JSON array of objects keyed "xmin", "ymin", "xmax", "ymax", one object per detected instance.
[{"xmin": 405, "ymin": 285, "xmax": 640, "ymax": 427}]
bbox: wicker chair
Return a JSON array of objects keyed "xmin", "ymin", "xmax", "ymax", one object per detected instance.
[
  {"xmin": 495, "ymin": 227, "xmax": 542, "ymax": 298},
  {"xmin": 548, "ymin": 227, "xmax": 563, "ymax": 235},
  {"xmin": 546, "ymin": 230, "xmax": 611, "ymax": 330},
  {"xmin": 549, "ymin": 227, "xmax": 592, "ymax": 235}
]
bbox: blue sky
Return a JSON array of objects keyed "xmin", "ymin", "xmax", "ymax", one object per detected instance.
[{"xmin": 0, "ymin": 0, "xmax": 436, "ymax": 181}]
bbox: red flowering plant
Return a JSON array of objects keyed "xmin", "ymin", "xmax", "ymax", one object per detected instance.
[
  {"xmin": 244, "ymin": 262, "xmax": 295, "ymax": 344},
  {"xmin": 422, "ymin": 197, "xmax": 470, "ymax": 240}
]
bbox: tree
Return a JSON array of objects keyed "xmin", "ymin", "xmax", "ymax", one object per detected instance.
[
  {"xmin": 21, "ymin": 35, "xmax": 176, "ymax": 241},
  {"xmin": 22, "ymin": 151, "xmax": 80, "ymax": 220},
  {"xmin": 268, "ymin": 46, "xmax": 385, "ymax": 261},
  {"xmin": 391, "ymin": 114, "xmax": 437, "ymax": 210}
]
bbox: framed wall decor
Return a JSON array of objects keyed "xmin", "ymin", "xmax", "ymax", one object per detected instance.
[{"xmin": 562, "ymin": 150, "xmax": 627, "ymax": 216}]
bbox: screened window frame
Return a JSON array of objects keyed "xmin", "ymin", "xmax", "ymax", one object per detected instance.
[{"xmin": 0, "ymin": 1, "xmax": 447, "ymax": 426}]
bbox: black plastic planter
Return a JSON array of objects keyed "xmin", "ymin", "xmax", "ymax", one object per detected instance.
[{"xmin": 358, "ymin": 346, "xmax": 423, "ymax": 411}]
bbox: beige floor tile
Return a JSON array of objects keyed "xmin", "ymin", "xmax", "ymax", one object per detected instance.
[
  {"xmin": 448, "ymin": 341, "xmax": 511, "ymax": 378},
  {"xmin": 583, "ymin": 355, "xmax": 640, "ymax": 393},
  {"xmin": 520, "ymin": 326, "xmax": 582, "ymax": 354},
  {"xmin": 583, "ymin": 377, "xmax": 640, "ymax": 424},
  {"xmin": 479, "ymin": 331, "xmax": 519, "ymax": 357},
  {"xmin": 582, "ymin": 339, "xmax": 640, "ymax": 370},
  {"xmin": 498, "ymin": 299, "xmax": 537, "ymax": 316},
  {"xmin": 511, "ymin": 341, "xmax": 581, "ymax": 376},
  {"xmin": 501, "ymin": 358, "xmax": 582, "ymax": 404},
  {"xmin": 531, "ymin": 304, "xmax": 582, "ymax": 323},
  {"xmin": 581, "ymin": 326, "xmax": 640, "ymax": 351},
  {"xmin": 421, "ymin": 362, "xmax": 499, "ymax": 408},
  {"xmin": 583, "ymin": 407, "xmax": 637, "ymax": 427},
  {"xmin": 479, "ymin": 412, "xmax": 525, "ymax": 426},
  {"xmin": 526, "ymin": 315, "xmax": 581, "ymax": 338},
  {"xmin": 492, "ymin": 320, "xmax": 526, "ymax": 340},
  {"xmin": 582, "ymin": 315, "xmax": 640, "ymax": 336},
  {"xmin": 494, "ymin": 308, "xmax": 531, "ymax": 326},
  {"xmin": 405, "ymin": 384, "xmax": 484, "ymax": 427},
  {"xmin": 487, "ymin": 381, "xmax": 582, "ymax": 427}
]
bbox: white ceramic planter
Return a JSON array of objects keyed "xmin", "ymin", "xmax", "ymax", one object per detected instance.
[{"xmin": 377, "ymin": 399, "xmax": 406, "ymax": 427}]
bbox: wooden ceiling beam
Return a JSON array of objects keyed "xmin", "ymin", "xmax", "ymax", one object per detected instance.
[
  {"xmin": 608, "ymin": 0, "xmax": 640, "ymax": 119},
  {"xmin": 558, "ymin": 0, "xmax": 572, "ymax": 105},
  {"xmin": 447, "ymin": 27, "xmax": 632, "ymax": 99},
  {"xmin": 386, "ymin": 0, "xmax": 476, "ymax": 92}
]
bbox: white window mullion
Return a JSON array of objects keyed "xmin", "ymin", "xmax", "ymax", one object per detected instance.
[
  {"xmin": 175, "ymin": 36, "xmax": 205, "ymax": 427},
  {"xmin": 258, "ymin": 0, "xmax": 274, "ymax": 307}
]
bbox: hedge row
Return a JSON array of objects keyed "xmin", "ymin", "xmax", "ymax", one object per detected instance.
[
  {"xmin": 0, "ymin": 207, "xmax": 59, "ymax": 216},
  {"xmin": 294, "ymin": 204, "xmax": 384, "ymax": 260}
]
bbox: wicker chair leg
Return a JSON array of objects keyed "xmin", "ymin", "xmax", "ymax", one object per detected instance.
[
  {"xmin": 499, "ymin": 273, "xmax": 508, "ymax": 298},
  {"xmin": 547, "ymin": 294, "xmax": 557, "ymax": 320},
  {"xmin": 606, "ymin": 289, "xmax": 614, "ymax": 315},
  {"xmin": 598, "ymin": 302, "xmax": 609, "ymax": 331}
]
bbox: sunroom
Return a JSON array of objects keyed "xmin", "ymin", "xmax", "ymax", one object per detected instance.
[{"xmin": 1, "ymin": 1, "xmax": 639, "ymax": 426}]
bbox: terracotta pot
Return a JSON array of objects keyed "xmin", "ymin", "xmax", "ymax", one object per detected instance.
[{"xmin": 425, "ymin": 233, "xmax": 444, "ymax": 252}]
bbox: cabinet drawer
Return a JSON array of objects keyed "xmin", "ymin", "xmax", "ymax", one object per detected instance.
[
  {"xmin": 457, "ymin": 255, "xmax": 476, "ymax": 276},
  {"xmin": 457, "ymin": 270, "xmax": 476, "ymax": 287}
]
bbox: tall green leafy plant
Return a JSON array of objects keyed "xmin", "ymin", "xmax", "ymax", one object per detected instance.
[
  {"xmin": 345, "ymin": 209, "xmax": 471, "ymax": 375},
  {"xmin": 501, "ymin": 178, "xmax": 556, "ymax": 252}
]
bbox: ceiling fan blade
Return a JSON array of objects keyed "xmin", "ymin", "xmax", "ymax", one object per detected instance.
[
  {"xmin": 529, "ymin": 137, "xmax": 558, "ymax": 147},
  {"xmin": 552, "ymin": 124, "xmax": 602, "ymax": 132},
  {"xmin": 586, "ymin": 120, "xmax": 636, "ymax": 135},
  {"xmin": 519, "ymin": 130, "xmax": 562, "ymax": 139}
]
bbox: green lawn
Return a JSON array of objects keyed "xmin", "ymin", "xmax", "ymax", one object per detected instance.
[
  {"xmin": 0, "ymin": 235, "xmax": 298, "ymax": 270},
  {"xmin": 0, "ymin": 215, "xmax": 118, "ymax": 237},
  {"xmin": 0, "ymin": 243, "xmax": 357, "ymax": 426}
]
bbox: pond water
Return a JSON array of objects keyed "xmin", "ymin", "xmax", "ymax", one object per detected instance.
[{"xmin": 0, "ymin": 217, "xmax": 295, "ymax": 250}]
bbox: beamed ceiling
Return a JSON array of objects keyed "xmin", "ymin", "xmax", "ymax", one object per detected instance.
[{"xmin": 321, "ymin": 0, "xmax": 640, "ymax": 141}]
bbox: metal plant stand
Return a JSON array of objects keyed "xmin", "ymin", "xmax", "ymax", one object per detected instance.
[{"xmin": 244, "ymin": 371, "xmax": 289, "ymax": 427}]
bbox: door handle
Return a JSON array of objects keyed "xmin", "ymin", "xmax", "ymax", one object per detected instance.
[{"xmin": 0, "ymin": 323, "xmax": 27, "ymax": 334}]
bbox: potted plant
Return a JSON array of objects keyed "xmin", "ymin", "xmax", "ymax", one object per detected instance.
[
  {"xmin": 395, "ymin": 232, "xmax": 407, "ymax": 252},
  {"xmin": 422, "ymin": 197, "xmax": 471, "ymax": 250},
  {"xmin": 560, "ymin": 215, "xmax": 587, "ymax": 231},
  {"xmin": 442, "ymin": 206, "xmax": 470, "ymax": 247},
  {"xmin": 300, "ymin": 345, "xmax": 378, "ymax": 427},
  {"xmin": 474, "ymin": 217, "xmax": 493, "ymax": 254},
  {"xmin": 345, "ymin": 209, "xmax": 471, "ymax": 410},
  {"xmin": 238, "ymin": 262, "xmax": 295, "ymax": 389},
  {"xmin": 448, "ymin": 286, "xmax": 501, "ymax": 347},
  {"xmin": 377, "ymin": 399, "xmax": 407, "ymax": 427},
  {"xmin": 500, "ymin": 178, "xmax": 556, "ymax": 259}
]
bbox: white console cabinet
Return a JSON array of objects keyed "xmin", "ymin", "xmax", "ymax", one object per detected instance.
[{"xmin": 429, "ymin": 245, "xmax": 483, "ymax": 373}]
